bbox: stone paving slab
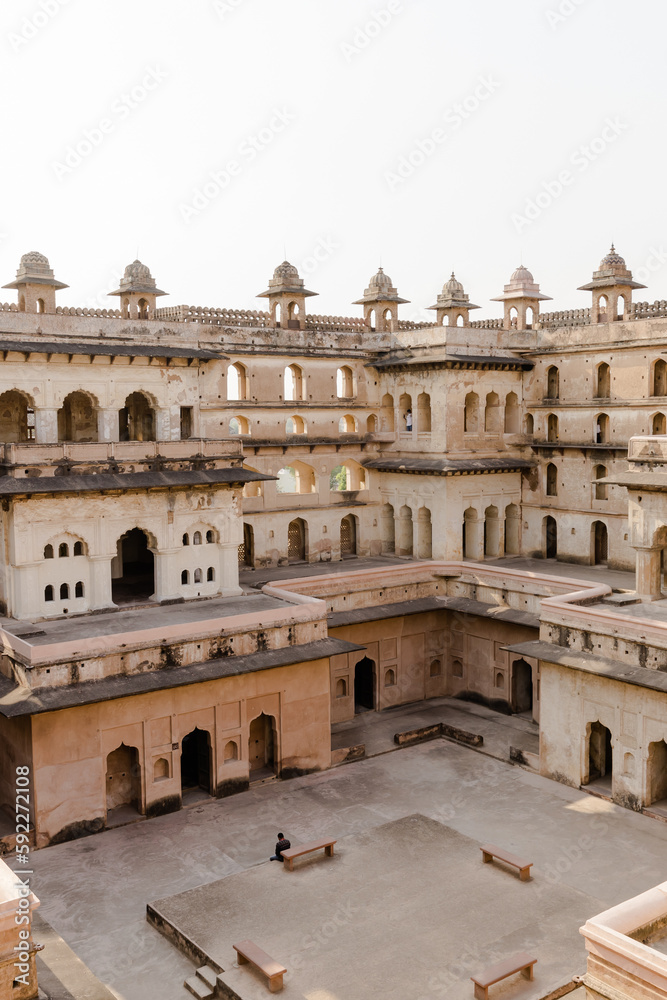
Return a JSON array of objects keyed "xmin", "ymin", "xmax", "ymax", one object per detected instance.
[
  {"xmin": 150, "ymin": 814, "xmax": 596, "ymax": 1000},
  {"xmin": 30, "ymin": 724, "xmax": 667, "ymax": 1000}
]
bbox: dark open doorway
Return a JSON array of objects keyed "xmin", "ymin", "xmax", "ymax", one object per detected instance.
[
  {"xmin": 354, "ymin": 657, "xmax": 375, "ymax": 713},
  {"xmin": 105, "ymin": 743, "xmax": 141, "ymax": 827},
  {"xmin": 112, "ymin": 528, "xmax": 155, "ymax": 605},
  {"xmin": 181, "ymin": 728, "xmax": 212, "ymax": 800},
  {"xmin": 511, "ymin": 659, "xmax": 533, "ymax": 715},
  {"xmin": 248, "ymin": 713, "xmax": 276, "ymax": 780},
  {"xmin": 587, "ymin": 721, "xmax": 613, "ymax": 791},
  {"xmin": 545, "ymin": 516, "xmax": 557, "ymax": 559}
]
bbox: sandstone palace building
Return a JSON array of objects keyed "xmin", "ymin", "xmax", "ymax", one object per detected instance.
[{"xmin": 0, "ymin": 246, "xmax": 666, "ymax": 850}]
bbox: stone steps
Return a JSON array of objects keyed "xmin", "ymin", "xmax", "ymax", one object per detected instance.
[{"xmin": 184, "ymin": 964, "xmax": 219, "ymax": 999}]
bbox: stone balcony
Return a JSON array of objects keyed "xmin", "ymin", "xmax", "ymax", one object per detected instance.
[{"xmin": 0, "ymin": 438, "xmax": 244, "ymax": 476}]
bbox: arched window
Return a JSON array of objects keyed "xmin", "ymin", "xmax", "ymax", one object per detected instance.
[
  {"xmin": 58, "ymin": 391, "xmax": 99, "ymax": 443},
  {"xmin": 495, "ymin": 672, "xmax": 505, "ymax": 689},
  {"xmin": 287, "ymin": 301, "xmax": 300, "ymax": 327},
  {"xmin": 119, "ymin": 392, "xmax": 154, "ymax": 442},
  {"xmin": 653, "ymin": 359, "xmax": 667, "ymax": 397},
  {"xmin": 193, "ymin": 531, "xmax": 202, "ymax": 545},
  {"xmin": 546, "ymin": 463, "xmax": 558, "ymax": 496},
  {"xmin": 381, "ymin": 502, "xmax": 395, "ymax": 554},
  {"xmin": 336, "ymin": 366, "xmax": 354, "ymax": 399},
  {"xmin": 485, "ymin": 393, "xmax": 501, "ymax": 433},
  {"xmin": 509, "ymin": 307, "xmax": 518, "ymax": 329},
  {"xmin": 44, "ymin": 544, "xmax": 53, "ymax": 559},
  {"xmin": 524, "ymin": 413, "xmax": 534, "ymax": 435},
  {"xmin": 596, "ymin": 362, "xmax": 610, "ymax": 398},
  {"xmin": 546, "ymin": 366, "xmax": 559, "ymax": 400},
  {"xmin": 286, "ymin": 415, "xmax": 306, "ymax": 435},
  {"xmin": 417, "ymin": 392, "xmax": 431, "ymax": 433},
  {"xmin": 277, "ymin": 461, "xmax": 316, "ymax": 494},
  {"xmin": 284, "ymin": 364, "xmax": 304, "ymax": 402},
  {"xmin": 206, "ymin": 530, "xmax": 215, "ymax": 543},
  {"xmin": 594, "ymin": 464, "xmax": 608, "ymax": 500},
  {"xmin": 547, "ymin": 413, "xmax": 559, "ymax": 443},
  {"xmin": 207, "ymin": 567, "xmax": 215, "ymax": 581},
  {"xmin": 598, "ymin": 295, "xmax": 608, "ymax": 322},
  {"xmin": 181, "ymin": 570, "xmax": 189, "ymax": 584},
  {"xmin": 525, "ymin": 306, "xmax": 535, "ymax": 330},
  {"xmin": 366, "ymin": 414, "xmax": 377, "ymax": 433},
  {"xmin": 544, "ymin": 515, "xmax": 557, "ymax": 559},
  {"xmin": 59, "ymin": 543, "xmax": 69, "ymax": 558},
  {"xmin": 335, "ymin": 678, "xmax": 347, "ymax": 698},
  {"xmin": 224, "ymin": 741, "xmax": 238, "ymax": 763},
  {"xmin": 464, "ymin": 392, "xmax": 478, "ymax": 433},
  {"xmin": 399, "ymin": 393, "xmax": 412, "ymax": 433},
  {"xmin": 182, "ymin": 533, "xmax": 189, "ymax": 546},
  {"xmin": 339, "ymin": 414, "xmax": 356, "ymax": 433},
  {"xmin": 653, "ymin": 413, "xmax": 666, "ymax": 435},
  {"xmin": 452, "ymin": 659, "xmax": 463, "ymax": 678},
  {"xmin": 596, "ymin": 413, "xmax": 610, "ymax": 444},
  {"xmin": 616, "ymin": 295, "xmax": 626, "ymax": 321},
  {"xmin": 75, "ymin": 581, "xmax": 84, "ymax": 598},
  {"xmin": 430, "ymin": 659, "xmax": 442, "ymax": 677},
  {"xmin": 229, "ymin": 416, "xmax": 250, "ymax": 435},
  {"xmin": 36, "ymin": 298, "xmax": 45, "ymax": 314},
  {"xmin": 504, "ymin": 392, "xmax": 519, "ymax": 434},
  {"xmin": 0, "ymin": 390, "xmax": 34, "ymax": 443},
  {"xmin": 227, "ymin": 362, "xmax": 248, "ymax": 401},
  {"xmin": 504, "ymin": 503, "xmax": 520, "ymax": 555},
  {"xmin": 194, "ymin": 568, "xmax": 202, "ymax": 583},
  {"xmin": 138, "ymin": 298, "xmax": 149, "ymax": 320},
  {"xmin": 384, "ymin": 668, "xmax": 396, "ymax": 687},
  {"xmin": 593, "ymin": 520, "xmax": 608, "ymax": 564},
  {"xmin": 330, "ymin": 462, "xmax": 366, "ymax": 492},
  {"xmin": 59, "ymin": 583, "xmax": 69, "ymax": 600},
  {"xmin": 381, "ymin": 394, "xmax": 395, "ymax": 432},
  {"xmin": 73, "ymin": 541, "xmax": 84, "ymax": 556},
  {"xmin": 44, "ymin": 585, "xmax": 54, "ymax": 602}
]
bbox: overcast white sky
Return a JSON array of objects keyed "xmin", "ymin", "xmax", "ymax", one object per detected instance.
[{"xmin": 0, "ymin": 0, "xmax": 665, "ymax": 321}]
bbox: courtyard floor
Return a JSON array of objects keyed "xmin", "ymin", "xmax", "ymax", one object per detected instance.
[{"xmin": 30, "ymin": 701, "xmax": 667, "ymax": 1000}]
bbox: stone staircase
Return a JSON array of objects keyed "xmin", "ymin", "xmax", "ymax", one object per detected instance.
[{"xmin": 184, "ymin": 964, "xmax": 219, "ymax": 999}]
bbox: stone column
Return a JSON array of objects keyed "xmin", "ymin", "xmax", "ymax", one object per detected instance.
[
  {"xmin": 635, "ymin": 546, "xmax": 664, "ymax": 602},
  {"xmin": 219, "ymin": 543, "xmax": 242, "ymax": 597},
  {"xmin": 97, "ymin": 407, "xmax": 119, "ymax": 443},
  {"xmin": 155, "ymin": 408, "xmax": 172, "ymax": 442},
  {"xmin": 88, "ymin": 556, "xmax": 115, "ymax": 611},
  {"xmin": 34, "ymin": 407, "xmax": 58, "ymax": 444},
  {"xmin": 151, "ymin": 550, "xmax": 181, "ymax": 603}
]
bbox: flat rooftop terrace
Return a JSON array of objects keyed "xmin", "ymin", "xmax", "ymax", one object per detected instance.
[{"xmin": 0, "ymin": 592, "xmax": 295, "ymax": 646}]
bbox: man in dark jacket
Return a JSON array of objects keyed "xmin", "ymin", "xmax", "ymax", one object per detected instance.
[{"xmin": 270, "ymin": 832, "xmax": 291, "ymax": 862}]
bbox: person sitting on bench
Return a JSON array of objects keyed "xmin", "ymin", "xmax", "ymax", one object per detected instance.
[{"xmin": 270, "ymin": 832, "xmax": 291, "ymax": 862}]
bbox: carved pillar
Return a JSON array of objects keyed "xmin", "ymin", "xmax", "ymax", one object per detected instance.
[{"xmin": 35, "ymin": 407, "xmax": 58, "ymax": 444}]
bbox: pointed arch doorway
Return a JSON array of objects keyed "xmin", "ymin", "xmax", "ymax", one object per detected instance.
[{"xmin": 248, "ymin": 713, "xmax": 276, "ymax": 780}]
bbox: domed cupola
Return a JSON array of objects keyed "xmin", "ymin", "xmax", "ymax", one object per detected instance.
[
  {"xmin": 2, "ymin": 250, "xmax": 68, "ymax": 314},
  {"xmin": 257, "ymin": 260, "xmax": 318, "ymax": 330},
  {"xmin": 353, "ymin": 267, "xmax": 409, "ymax": 333},
  {"xmin": 492, "ymin": 263, "xmax": 552, "ymax": 334},
  {"xmin": 108, "ymin": 259, "xmax": 167, "ymax": 320},
  {"xmin": 428, "ymin": 271, "xmax": 479, "ymax": 327},
  {"xmin": 578, "ymin": 245, "xmax": 646, "ymax": 323}
]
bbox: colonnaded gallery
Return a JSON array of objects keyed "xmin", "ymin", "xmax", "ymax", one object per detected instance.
[{"xmin": 0, "ymin": 244, "xmax": 665, "ymax": 862}]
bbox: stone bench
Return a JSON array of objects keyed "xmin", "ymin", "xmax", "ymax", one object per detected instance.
[
  {"xmin": 471, "ymin": 952, "xmax": 536, "ymax": 1000},
  {"xmin": 233, "ymin": 939, "xmax": 286, "ymax": 993},
  {"xmin": 480, "ymin": 843, "xmax": 532, "ymax": 881},
  {"xmin": 280, "ymin": 837, "xmax": 336, "ymax": 871}
]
